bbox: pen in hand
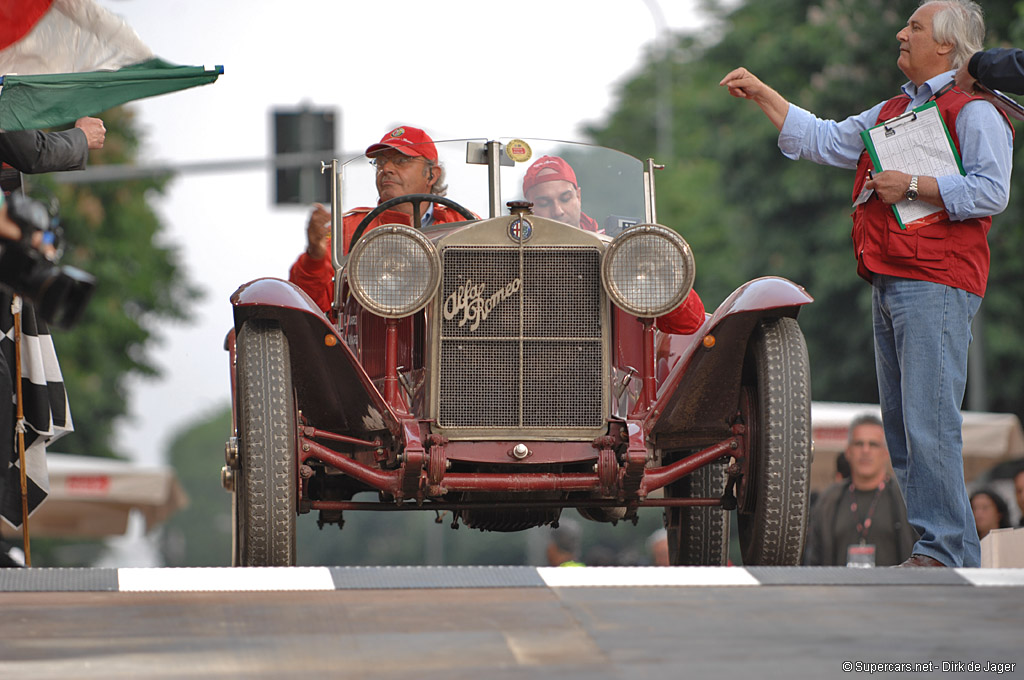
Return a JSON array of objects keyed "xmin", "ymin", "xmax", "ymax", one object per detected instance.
[{"xmin": 853, "ymin": 169, "xmax": 876, "ymax": 208}]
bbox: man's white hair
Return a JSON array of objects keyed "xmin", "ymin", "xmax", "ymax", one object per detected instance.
[{"xmin": 923, "ymin": 0, "xmax": 985, "ymax": 70}]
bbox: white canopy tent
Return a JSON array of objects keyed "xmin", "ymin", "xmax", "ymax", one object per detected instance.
[
  {"xmin": 810, "ymin": 402, "xmax": 1024, "ymax": 491},
  {"xmin": 2, "ymin": 453, "xmax": 188, "ymax": 538}
]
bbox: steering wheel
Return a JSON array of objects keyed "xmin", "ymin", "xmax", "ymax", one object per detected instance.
[{"xmin": 350, "ymin": 193, "xmax": 476, "ymax": 252}]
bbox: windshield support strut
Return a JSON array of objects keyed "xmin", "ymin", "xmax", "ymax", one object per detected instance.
[
  {"xmin": 326, "ymin": 158, "xmax": 344, "ymax": 320},
  {"xmin": 643, "ymin": 158, "xmax": 664, "ymax": 224}
]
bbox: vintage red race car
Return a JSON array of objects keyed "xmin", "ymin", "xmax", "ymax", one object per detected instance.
[{"xmin": 222, "ymin": 137, "xmax": 813, "ymax": 567}]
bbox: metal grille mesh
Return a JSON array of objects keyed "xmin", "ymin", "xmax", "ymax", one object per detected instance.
[
  {"xmin": 439, "ymin": 340, "xmax": 519, "ymax": 428},
  {"xmin": 438, "ymin": 246, "xmax": 604, "ymax": 430},
  {"xmin": 522, "ymin": 251, "xmax": 601, "ymax": 337},
  {"xmin": 522, "ymin": 341, "xmax": 603, "ymax": 427}
]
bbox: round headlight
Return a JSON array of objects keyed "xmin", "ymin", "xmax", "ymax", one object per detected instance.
[
  {"xmin": 601, "ymin": 224, "xmax": 695, "ymax": 317},
  {"xmin": 347, "ymin": 225, "xmax": 441, "ymax": 318}
]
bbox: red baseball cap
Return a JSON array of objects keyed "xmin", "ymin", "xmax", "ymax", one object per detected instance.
[
  {"xmin": 522, "ymin": 155, "xmax": 578, "ymax": 194},
  {"xmin": 365, "ymin": 126, "xmax": 438, "ymax": 162}
]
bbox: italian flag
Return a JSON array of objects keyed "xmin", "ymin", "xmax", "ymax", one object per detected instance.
[{"xmin": 0, "ymin": 0, "xmax": 221, "ymax": 131}]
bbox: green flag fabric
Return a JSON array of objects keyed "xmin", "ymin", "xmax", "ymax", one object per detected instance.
[{"xmin": 0, "ymin": 58, "xmax": 222, "ymax": 131}]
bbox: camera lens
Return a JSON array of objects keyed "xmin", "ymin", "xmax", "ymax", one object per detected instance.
[{"xmin": 31, "ymin": 265, "xmax": 96, "ymax": 329}]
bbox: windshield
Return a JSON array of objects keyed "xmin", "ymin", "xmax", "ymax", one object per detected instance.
[{"xmin": 339, "ymin": 137, "xmax": 648, "ymax": 238}]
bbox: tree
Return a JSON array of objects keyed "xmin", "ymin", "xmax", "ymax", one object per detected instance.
[
  {"xmin": 24, "ymin": 107, "xmax": 200, "ymax": 459},
  {"xmin": 590, "ymin": 0, "xmax": 1024, "ymax": 417}
]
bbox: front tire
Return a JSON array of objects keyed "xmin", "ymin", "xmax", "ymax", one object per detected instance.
[
  {"xmin": 736, "ymin": 317, "xmax": 811, "ymax": 566},
  {"xmin": 235, "ymin": 320, "xmax": 297, "ymax": 566}
]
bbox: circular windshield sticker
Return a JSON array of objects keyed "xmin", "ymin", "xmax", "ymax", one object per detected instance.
[{"xmin": 505, "ymin": 139, "xmax": 532, "ymax": 163}]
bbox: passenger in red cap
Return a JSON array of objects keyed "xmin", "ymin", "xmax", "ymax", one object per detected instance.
[
  {"xmin": 522, "ymin": 155, "xmax": 705, "ymax": 334},
  {"xmin": 522, "ymin": 155, "xmax": 602, "ymax": 233},
  {"xmin": 289, "ymin": 125, "xmax": 468, "ymax": 315}
]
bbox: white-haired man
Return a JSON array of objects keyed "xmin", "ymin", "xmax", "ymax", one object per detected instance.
[{"xmin": 721, "ymin": 1, "xmax": 1013, "ymax": 568}]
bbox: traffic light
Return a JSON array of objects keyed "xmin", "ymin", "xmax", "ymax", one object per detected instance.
[{"xmin": 273, "ymin": 106, "xmax": 337, "ymax": 205}]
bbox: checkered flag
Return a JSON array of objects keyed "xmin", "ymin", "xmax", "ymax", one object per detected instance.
[{"xmin": 0, "ymin": 293, "xmax": 73, "ymax": 529}]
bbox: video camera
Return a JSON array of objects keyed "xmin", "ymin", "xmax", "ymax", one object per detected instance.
[{"xmin": 0, "ymin": 192, "xmax": 95, "ymax": 329}]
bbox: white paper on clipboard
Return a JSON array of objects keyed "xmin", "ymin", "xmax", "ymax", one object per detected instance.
[{"xmin": 861, "ymin": 102, "xmax": 962, "ymax": 228}]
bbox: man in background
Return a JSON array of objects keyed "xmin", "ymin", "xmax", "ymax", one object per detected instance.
[
  {"xmin": 647, "ymin": 528, "xmax": 670, "ymax": 566},
  {"xmin": 546, "ymin": 518, "xmax": 584, "ymax": 567},
  {"xmin": 805, "ymin": 415, "xmax": 917, "ymax": 566}
]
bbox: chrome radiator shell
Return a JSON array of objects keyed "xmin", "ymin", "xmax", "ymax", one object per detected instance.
[{"xmin": 429, "ymin": 219, "xmax": 610, "ymax": 440}]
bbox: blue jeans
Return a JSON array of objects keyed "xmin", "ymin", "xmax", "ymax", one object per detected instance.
[{"xmin": 872, "ymin": 275, "xmax": 982, "ymax": 568}]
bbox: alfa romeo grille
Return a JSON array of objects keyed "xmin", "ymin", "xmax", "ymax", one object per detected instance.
[{"xmin": 438, "ymin": 246, "xmax": 604, "ymax": 430}]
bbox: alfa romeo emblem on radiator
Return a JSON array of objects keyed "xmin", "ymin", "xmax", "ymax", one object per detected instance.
[
  {"xmin": 508, "ymin": 218, "xmax": 532, "ymax": 243},
  {"xmin": 443, "ymin": 277, "xmax": 522, "ymax": 332}
]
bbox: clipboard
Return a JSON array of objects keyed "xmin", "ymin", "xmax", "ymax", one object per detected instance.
[{"xmin": 860, "ymin": 101, "xmax": 964, "ymax": 230}]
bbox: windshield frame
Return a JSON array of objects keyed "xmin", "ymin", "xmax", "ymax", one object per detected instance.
[{"xmin": 327, "ymin": 138, "xmax": 657, "ymax": 313}]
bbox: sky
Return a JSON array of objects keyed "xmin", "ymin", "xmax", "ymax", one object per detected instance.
[{"xmin": 91, "ymin": 0, "xmax": 718, "ymax": 466}]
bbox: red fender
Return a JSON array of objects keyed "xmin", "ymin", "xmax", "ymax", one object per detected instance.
[
  {"xmin": 646, "ymin": 276, "xmax": 813, "ymax": 448},
  {"xmin": 230, "ymin": 277, "xmax": 404, "ymax": 443}
]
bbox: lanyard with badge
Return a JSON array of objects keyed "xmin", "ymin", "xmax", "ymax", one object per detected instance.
[{"xmin": 846, "ymin": 480, "xmax": 885, "ymax": 568}]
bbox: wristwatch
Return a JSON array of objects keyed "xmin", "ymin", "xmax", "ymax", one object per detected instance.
[{"xmin": 905, "ymin": 175, "xmax": 919, "ymax": 202}]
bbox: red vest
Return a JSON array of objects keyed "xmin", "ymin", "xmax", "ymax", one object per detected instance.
[{"xmin": 851, "ymin": 88, "xmax": 1011, "ymax": 296}]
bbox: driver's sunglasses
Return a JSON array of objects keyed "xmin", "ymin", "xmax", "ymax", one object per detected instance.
[{"xmin": 369, "ymin": 153, "xmax": 423, "ymax": 171}]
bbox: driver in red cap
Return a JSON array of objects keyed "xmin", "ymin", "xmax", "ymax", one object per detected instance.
[
  {"xmin": 522, "ymin": 155, "xmax": 706, "ymax": 335},
  {"xmin": 289, "ymin": 125, "xmax": 470, "ymax": 314}
]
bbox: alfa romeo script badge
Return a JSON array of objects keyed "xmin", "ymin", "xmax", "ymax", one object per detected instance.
[{"xmin": 443, "ymin": 278, "xmax": 522, "ymax": 332}]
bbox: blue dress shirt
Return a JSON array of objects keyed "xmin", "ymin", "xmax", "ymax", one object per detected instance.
[{"xmin": 778, "ymin": 70, "xmax": 1012, "ymax": 222}]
